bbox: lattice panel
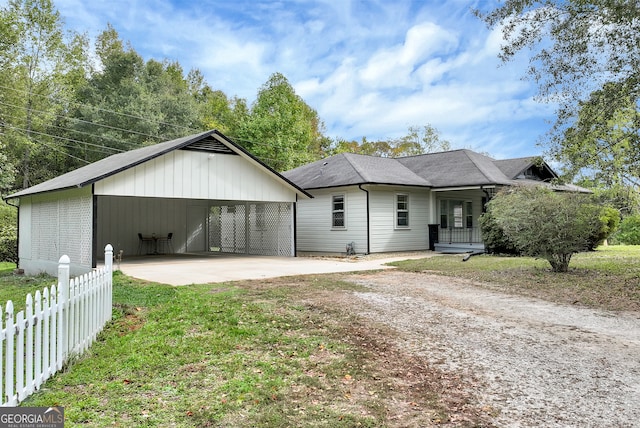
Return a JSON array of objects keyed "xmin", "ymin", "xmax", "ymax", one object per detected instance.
[
  {"xmin": 32, "ymin": 195, "xmax": 93, "ymax": 266},
  {"xmin": 32, "ymin": 200, "xmax": 59, "ymax": 261},
  {"xmin": 209, "ymin": 202, "xmax": 292, "ymax": 256}
]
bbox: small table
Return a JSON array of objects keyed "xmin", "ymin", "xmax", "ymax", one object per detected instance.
[{"xmin": 138, "ymin": 234, "xmax": 167, "ymax": 255}]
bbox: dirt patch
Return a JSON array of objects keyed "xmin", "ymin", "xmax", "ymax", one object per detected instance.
[{"xmin": 334, "ymin": 270, "xmax": 640, "ymax": 427}]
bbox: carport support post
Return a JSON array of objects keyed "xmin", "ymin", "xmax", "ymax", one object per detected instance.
[{"xmin": 57, "ymin": 254, "xmax": 70, "ymax": 369}]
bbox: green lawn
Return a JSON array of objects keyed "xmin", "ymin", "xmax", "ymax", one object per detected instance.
[
  {"xmin": 20, "ymin": 273, "xmax": 416, "ymax": 427},
  {"xmin": 0, "ymin": 261, "xmax": 17, "ymax": 274},
  {"xmin": 389, "ymin": 245, "xmax": 640, "ymax": 311},
  {"xmin": 0, "ymin": 245, "xmax": 637, "ymax": 426}
]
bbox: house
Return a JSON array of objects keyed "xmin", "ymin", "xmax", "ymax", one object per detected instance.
[
  {"xmin": 283, "ymin": 149, "xmax": 583, "ymax": 255},
  {"xmin": 4, "ymin": 130, "xmax": 311, "ymax": 276}
]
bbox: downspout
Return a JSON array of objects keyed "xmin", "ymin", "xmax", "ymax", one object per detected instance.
[
  {"xmin": 293, "ymin": 196, "xmax": 298, "ymax": 257},
  {"xmin": 481, "ymin": 186, "xmax": 492, "ymax": 212},
  {"xmin": 5, "ymin": 198, "xmax": 19, "ymax": 267},
  {"xmin": 92, "ymin": 184, "xmax": 98, "ymax": 268},
  {"xmin": 358, "ymin": 184, "xmax": 370, "ymax": 254}
]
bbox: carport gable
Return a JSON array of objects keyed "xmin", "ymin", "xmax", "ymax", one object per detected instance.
[{"xmin": 5, "ymin": 130, "xmax": 311, "ymax": 200}]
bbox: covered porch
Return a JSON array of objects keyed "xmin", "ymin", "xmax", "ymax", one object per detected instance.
[{"xmin": 430, "ymin": 187, "xmax": 494, "ymax": 253}]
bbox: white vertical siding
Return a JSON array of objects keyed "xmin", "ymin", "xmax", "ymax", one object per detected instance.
[
  {"xmin": 94, "ymin": 150, "xmax": 298, "ymax": 202},
  {"xmin": 96, "ymin": 197, "xmax": 294, "ymax": 258},
  {"xmin": 96, "ymin": 196, "xmax": 195, "ymax": 257},
  {"xmin": 295, "ymin": 187, "xmax": 368, "ymax": 254},
  {"xmin": 368, "ymin": 186, "xmax": 430, "ymax": 253}
]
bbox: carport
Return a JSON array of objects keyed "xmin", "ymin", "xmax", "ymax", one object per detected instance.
[{"xmin": 5, "ymin": 130, "xmax": 311, "ymax": 276}]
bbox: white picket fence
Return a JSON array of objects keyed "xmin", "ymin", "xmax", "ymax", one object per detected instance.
[{"xmin": 0, "ymin": 244, "xmax": 114, "ymax": 406}]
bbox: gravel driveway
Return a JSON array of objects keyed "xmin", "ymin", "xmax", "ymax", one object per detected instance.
[{"xmin": 342, "ymin": 270, "xmax": 640, "ymax": 427}]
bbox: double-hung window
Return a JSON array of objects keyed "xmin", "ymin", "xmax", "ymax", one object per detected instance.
[
  {"xmin": 332, "ymin": 194, "xmax": 345, "ymax": 228},
  {"xmin": 396, "ymin": 194, "xmax": 409, "ymax": 227}
]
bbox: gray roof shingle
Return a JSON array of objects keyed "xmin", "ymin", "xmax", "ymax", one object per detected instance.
[
  {"xmin": 284, "ymin": 149, "xmax": 522, "ymax": 189},
  {"xmin": 282, "ymin": 153, "xmax": 431, "ymax": 189}
]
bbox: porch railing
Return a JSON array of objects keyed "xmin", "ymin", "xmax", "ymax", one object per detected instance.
[{"xmin": 438, "ymin": 227, "xmax": 482, "ymax": 244}]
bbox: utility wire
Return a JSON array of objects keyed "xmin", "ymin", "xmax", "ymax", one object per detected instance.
[
  {"xmin": 0, "ymin": 99, "xmax": 167, "ymax": 145},
  {"xmin": 0, "ymin": 83, "xmax": 198, "ymax": 136},
  {"xmin": 1, "ymin": 111, "xmax": 125, "ymax": 154}
]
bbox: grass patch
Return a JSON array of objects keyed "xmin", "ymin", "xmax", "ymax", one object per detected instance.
[
  {"xmin": 0, "ymin": 269, "xmax": 56, "ymax": 313},
  {"xmin": 389, "ymin": 245, "xmax": 640, "ymax": 311},
  {"xmin": 11, "ymin": 247, "xmax": 638, "ymax": 426},
  {"xmin": 0, "ymin": 261, "xmax": 17, "ymax": 274},
  {"xmin": 18, "ymin": 272, "xmax": 457, "ymax": 427}
]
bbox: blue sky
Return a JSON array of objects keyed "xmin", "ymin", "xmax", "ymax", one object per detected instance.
[{"xmin": 53, "ymin": 0, "xmax": 555, "ymax": 160}]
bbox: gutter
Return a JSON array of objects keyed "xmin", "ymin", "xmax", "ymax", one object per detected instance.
[{"xmin": 358, "ymin": 184, "xmax": 370, "ymax": 254}]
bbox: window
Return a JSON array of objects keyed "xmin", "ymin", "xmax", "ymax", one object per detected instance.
[
  {"xmin": 396, "ymin": 194, "xmax": 409, "ymax": 227},
  {"xmin": 440, "ymin": 200, "xmax": 473, "ymax": 229},
  {"xmin": 332, "ymin": 194, "xmax": 345, "ymax": 228},
  {"xmin": 465, "ymin": 201, "xmax": 473, "ymax": 228}
]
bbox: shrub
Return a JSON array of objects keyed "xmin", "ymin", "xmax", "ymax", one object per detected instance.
[
  {"xmin": 0, "ymin": 201, "xmax": 17, "ymax": 263},
  {"xmin": 479, "ymin": 209, "xmax": 520, "ymax": 255},
  {"xmin": 485, "ymin": 186, "xmax": 618, "ymax": 272},
  {"xmin": 615, "ymin": 214, "xmax": 640, "ymax": 245}
]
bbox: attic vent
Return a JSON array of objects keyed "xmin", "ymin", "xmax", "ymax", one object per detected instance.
[{"xmin": 182, "ymin": 136, "xmax": 237, "ymax": 155}]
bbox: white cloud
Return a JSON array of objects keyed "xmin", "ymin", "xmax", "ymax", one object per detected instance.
[{"xmin": 48, "ymin": 0, "xmax": 554, "ymax": 159}]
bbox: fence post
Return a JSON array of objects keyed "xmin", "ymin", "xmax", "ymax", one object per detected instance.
[
  {"xmin": 105, "ymin": 244, "xmax": 113, "ymax": 274},
  {"xmin": 57, "ymin": 255, "xmax": 70, "ymax": 370},
  {"xmin": 104, "ymin": 245, "xmax": 113, "ymax": 324}
]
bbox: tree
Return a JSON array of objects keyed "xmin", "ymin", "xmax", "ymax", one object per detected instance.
[
  {"xmin": 0, "ymin": 0, "xmax": 89, "ymax": 189},
  {"xmin": 615, "ymin": 215, "xmax": 640, "ymax": 245},
  {"xmin": 477, "ymin": 1, "xmax": 640, "ymax": 185},
  {"xmin": 557, "ymin": 84, "xmax": 640, "ymax": 187},
  {"xmin": 69, "ymin": 25, "xmax": 201, "ymax": 165},
  {"xmin": 328, "ymin": 124, "xmax": 451, "ymax": 158},
  {"xmin": 390, "ymin": 124, "xmax": 451, "ymax": 156},
  {"xmin": 0, "ymin": 200, "xmax": 17, "ymax": 263},
  {"xmin": 0, "ymin": 142, "xmax": 15, "ymax": 193},
  {"xmin": 482, "ymin": 186, "xmax": 617, "ymax": 272},
  {"xmin": 234, "ymin": 72, "xmax": 327, "ymax": 171}
]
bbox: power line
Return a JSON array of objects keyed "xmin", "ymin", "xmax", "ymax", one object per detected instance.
[
  {"xmin": 1, "ymin": 112, "xmax": 125, "ymax": 155},
  {"xmin": 0, "ymin": 99, "xmax": 167, "ymax": 145},
  {"xmin": 0, "ymin": 83, "xmax": 198, "ymax": 136}
]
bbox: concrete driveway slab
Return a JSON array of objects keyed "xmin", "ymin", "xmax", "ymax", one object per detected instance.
[{"xmin": 117, "ymin": 252, "xmax": 433, "ymax": 285}]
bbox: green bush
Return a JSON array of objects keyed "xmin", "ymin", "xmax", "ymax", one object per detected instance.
[
  {"xmin": 615, "ymin": 214, "xmax": 640, "ymax": 245},
  {"xmin": 0, "ymin": 201, "xmax": 17, "ymax": 263},
  {"xmin": 484, "ymin": 187, "xmax": 618, "ymax": 272},
  {"xmin": 587, "ymin": 206, "xmax": 620, "ymax": 250},
  {"xmin": 479, "ymin": 209, "xmax": 520, "ymax": 255}
]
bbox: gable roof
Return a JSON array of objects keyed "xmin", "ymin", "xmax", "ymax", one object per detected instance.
[
  {"xmin": 5, "ymin": 130, "xmax": 312, "ymax": 199},
  {"xmin": 282, "ymin": 153, "xmax": 431, "ymax": 189},
  {"xmin": 283, "ymin": 149, "xmax": 585, "ymax": 192},
  {"xmin": 396, "ymin": 150, "xmax": 514, "ymax": 187},
  {"xmin": 493, "ymin": 157, "xmax": 557, "ymax": 181}
]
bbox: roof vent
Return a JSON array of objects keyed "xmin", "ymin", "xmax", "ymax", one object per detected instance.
[{"xmin": 181, "ymin": 135, "xmax": 237, "ymax": 155}]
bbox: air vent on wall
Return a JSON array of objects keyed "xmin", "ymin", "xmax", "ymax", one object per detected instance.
[{"xmin": 181, "ymin": 135, "xmax": 237, "ymax": 154}]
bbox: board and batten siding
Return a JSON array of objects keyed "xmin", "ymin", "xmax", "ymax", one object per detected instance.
[
  {"xmin": 18, "ymin": 187, "xmax": 93, "ymax": 276},
  {"xmin": 96, "ymin": 196, "xmax": 194, "ymax": 257},
  {"xmin": 368, "ymin": 186, "xmax": 430, "ymax": 253},
  {"xmin": 93, "ymin": 150, "xmax": 297, "ymax": 202},
  {"xmin": 295, "ymin": 187, "xmax": 367, "ymax": 254}
]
